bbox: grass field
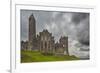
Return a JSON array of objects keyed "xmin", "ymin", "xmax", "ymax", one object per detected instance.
[{"xmin": 21, "ymin": 50, "xmax": 80, "ymax": 63}]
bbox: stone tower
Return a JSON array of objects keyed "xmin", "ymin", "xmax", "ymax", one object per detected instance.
[
  {"xmin": 28, "ymin": 14, "xmax": 36, "ymax": 50},
  {"xmin": 59, "ymin": 36, "xmax": 69, "ymax": 55}
]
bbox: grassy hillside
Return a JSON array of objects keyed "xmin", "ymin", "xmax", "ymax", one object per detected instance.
[{"xmin": 21, "ymin": 50, "xmax": 79, "ymax": 63}]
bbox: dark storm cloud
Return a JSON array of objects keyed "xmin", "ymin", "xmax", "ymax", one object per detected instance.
[
  {"xmin": 71, "ymin": 13, "xmax": 89, "ymax": 45},
  {"xmin": 72, "ymin": 13, "xmax": 89, "ymax": 24}
]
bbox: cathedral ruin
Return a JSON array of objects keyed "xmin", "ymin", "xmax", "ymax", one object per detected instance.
[{"xmin": 21, "ymin": 14, "xmax": 69, "ymax": 55}]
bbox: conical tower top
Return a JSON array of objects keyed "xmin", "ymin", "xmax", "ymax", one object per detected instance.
[{"xmin": 29, "ymin": 13, "xmax": 35, "ymax": 21}]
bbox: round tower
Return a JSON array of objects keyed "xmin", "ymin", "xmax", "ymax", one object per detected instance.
[{"xmin": 28, "ymin": 14, "xmax": 36, "ymax": 50}]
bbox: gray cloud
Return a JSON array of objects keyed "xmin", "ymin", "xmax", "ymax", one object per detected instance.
[
  {"xmin": 71, "ymin": 13, "xmax": 89, "ymax": 45},
  {"xmin": 72, "ymin": 13, "xmax": 89, "ymax": 24},
  {"xmin": 20, "ymin": 10, "xmax": 89, "ymax": 59}
]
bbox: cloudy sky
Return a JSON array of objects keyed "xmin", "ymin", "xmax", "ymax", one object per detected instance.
[{"xmin": 20, "ymin": 10, "xmax": 90, "ymax": 59}]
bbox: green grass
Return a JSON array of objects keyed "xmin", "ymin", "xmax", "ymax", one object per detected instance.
[{"xmin": 21, "ymin": 50, "xmax": 80, "ymax": 63}]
